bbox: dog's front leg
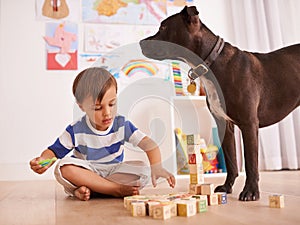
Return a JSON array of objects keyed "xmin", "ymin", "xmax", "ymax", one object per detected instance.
[
  {"xmin": 239, "ymin": 122, "xmax": 260, "ymax": 201},
  {"xmin": 214, "ymin": 120, "xmax": 239, "ymax": 194}
]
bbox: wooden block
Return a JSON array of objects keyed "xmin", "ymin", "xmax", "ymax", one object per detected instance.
[
  {"xmin": 188, "ymin": 153, "xmax": 202, "ymax": 164},
  {"xmin": 269, "ymin": 195, "xmax": 284, "ymax": 208},
  {"xmin": 216, "ymin": 192, "xmax": 227, "ymax": 204},
  {"xmin": 131, "ymin": 201, "xmax": 146, "ymax": 216},
  {"xmin": 170, "ymin": 203, "xmax": 177, "ymax": 217},
  {"xmin": 187, "ymin": 144, "xmax": 201, "ymax": 154},
  {"xmin": 123, "ymin": 196, "xmax": 132, "ymax": 209},
  {"xmin": 190, "ymin": 173, "xmax": 205, "ymax": 184},
  {"xmin": 208, "ymin": 194, "xmax": 219, "ymax": 206},
  {"xmin": 161, "ymin": 202, "xmax": 177, "ymax": 217},
  {"xmin": 146, "ymin": 201, "xmax": 160, "ymax": 216},
  {"xmin": 189, "ymin": 184, "xmax": 201, "ymax": 194},
  {"xmin": 124, "ymin": 195, "xmax": 149, "ymax": 209},
  {"xmin": 177, "ymin": 199, "xmax": 197, "ymax": 217},
  {"xmin": 196, "ymin": 199, "xmax": 208, "ymax": 213},
  {"xmin": 189, "ymin": 163, "xmax": 203, "ymax": 174},
  {"xmin": 200, "ymin": 183, "xmax": 214, "ymax": 195},
  {"xmin": 186, "ymin": 134, "xmax": 201, "ymax": 145},
  {"xmin": 189, "ymin": 184, "xmax": 202, "ymax": 194},
  {"xmin": 179, "ymin": 193, "xmax": 193, "ymax": 200},
  {"xmin": 152, "ymin": 204, "xmax": 171, "ymax": 220},
  {"xmin": 193, "ymin": 195, "xmax": 208, "ymax": 205}
]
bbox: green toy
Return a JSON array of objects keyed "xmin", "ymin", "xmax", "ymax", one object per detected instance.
[{"xmin": 39, "ymin": 157, "xmax": 57, "ymax": 167}]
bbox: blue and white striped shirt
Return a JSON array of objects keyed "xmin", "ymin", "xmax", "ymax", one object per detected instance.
[{"xmin": 48, "ymin": 115, "xmax": 146, "ymax": 164}]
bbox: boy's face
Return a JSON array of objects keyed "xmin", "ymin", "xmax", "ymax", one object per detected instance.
[{"xmin": 78, "ymin": 85, "xmax": 117, "ymax": 131}]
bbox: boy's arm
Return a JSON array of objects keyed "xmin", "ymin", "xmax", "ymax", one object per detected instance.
[{"xmin": 137, "ymin": 136, "xmax": 175, "ymax": 188}]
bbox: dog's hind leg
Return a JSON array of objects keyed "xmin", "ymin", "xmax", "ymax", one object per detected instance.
[
  {"xmin": 214, "ymin": 120, "xmax": 239, "ymax": 194},
  {"xmin": 238, "ymin": 122, "xmax": 260, "ymax": 201}
]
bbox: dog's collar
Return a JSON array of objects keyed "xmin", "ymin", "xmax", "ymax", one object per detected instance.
[
  {"xmin": 188, "ymin": 36, "xmax": 224, "ymax": 80},
  {"xmin": 204, "ymin": 36, "xmax": 225, "ymax": 67}
]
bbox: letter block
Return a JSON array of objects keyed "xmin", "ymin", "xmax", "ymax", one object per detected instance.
[
  {"xmin": 200, "ymin": 183, "xmax": 214, "ymax": 195},
  {"xmin": 177, "ymin": 199, "xmax": 197, "ymax": 217},
  {"xmin": 131, "ymin": 201, "xmax": 146, "ymax": 216},
  {"xmin": 269, "ymin": 195, "xmax": 284, "ymax": 208},
  {"xmin": 216, "ymin": 192, "xmax": 227, "ymax": 204},
  {"xmin": 152, "ymin": 204, "xmax": 171, "ymax": 220}
]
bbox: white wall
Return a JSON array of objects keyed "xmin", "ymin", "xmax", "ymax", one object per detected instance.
[
  {"xmin": 0, "ymin": 0, "xmax": 78, "ymax": 180},
  {"xmin": 0, "ymin": 0, "xmax": 234, "ymax": 180}
]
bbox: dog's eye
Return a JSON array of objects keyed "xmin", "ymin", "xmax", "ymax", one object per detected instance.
[{"xmin": 159, "ymin": 26, "xmax": 166, "ymax": 31}]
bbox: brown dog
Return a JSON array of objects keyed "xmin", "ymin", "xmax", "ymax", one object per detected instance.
[{"xmin": 140, "ymin": 6, "xmax": 300, "ymax": 201}]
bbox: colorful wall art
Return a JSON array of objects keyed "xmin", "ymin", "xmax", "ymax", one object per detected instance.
[
  {"xmin": 82, "ymin": 0, "xmax": 167, "ymax": 25},
  {"xmin": 35, "ymin": 0, "xmax": 80, "ymax": 21},
  {"xmin": 84, "ymin": 23, "xmax": 157, "ymax": 53},
  {"xmin": 44, "ymin": 22, "xmax": 78, "ymax": 70}
]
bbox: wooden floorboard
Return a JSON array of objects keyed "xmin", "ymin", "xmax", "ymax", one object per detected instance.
[{"xmin": 0, "ymin": 171, "xmax": 299, "ymax": 225}]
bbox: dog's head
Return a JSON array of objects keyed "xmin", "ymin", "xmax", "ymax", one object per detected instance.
[{"xmin": 140, "ymin": 6, "xmax": 201, "ymax": 62}]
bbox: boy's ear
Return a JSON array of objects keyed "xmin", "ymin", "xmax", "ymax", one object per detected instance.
[{"xmin": 77, "ymin": 102, "xmax": 84, "ymax": 111}]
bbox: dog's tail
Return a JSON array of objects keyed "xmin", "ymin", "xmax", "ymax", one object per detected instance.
[{"xmin": 200, "ymin": 76, "xmax": 233, "ymax": 122}]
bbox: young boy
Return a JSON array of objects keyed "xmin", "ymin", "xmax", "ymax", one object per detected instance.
[{"xmin": 30, "ymin": 67, "xmax": 175, "ymax": 201}]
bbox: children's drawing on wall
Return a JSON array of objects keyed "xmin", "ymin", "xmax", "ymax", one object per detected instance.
[
  {"xmin": 82, "ymin": 0, "xmax": 167, "ymax": 25},
  {"xmin": 35, "ymin": 0, "xmax": 80, "ymax": 21},
  {"xmin": 84, "ymin": 24, "xmax": 157, "ymax": 53},
  {"xmin": 80, "ymin": 52, "xmax": 172, "ymax": 92},
  {"xmin": 116, "ymin": 59, "xmax": 172, "ymax": 91},
  {"xmin": 44, "ymin": 22, "xmax": 78, "ymax": 70},
  {"xmin": 79, "ymin": 53, "xmax": 103, "ymax": 69},
  {"xmin": 167, "ymin": 0, "xmax": 194, "ymax": 16}
]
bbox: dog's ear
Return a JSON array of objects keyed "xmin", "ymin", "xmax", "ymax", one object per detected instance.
[{"xmin": 180, "ymin": 6, "xmax": 199, "ymax": 24}]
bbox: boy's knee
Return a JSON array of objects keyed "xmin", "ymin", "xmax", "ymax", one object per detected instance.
[{"xmin": 60, "ymin": 164, "xmax": 75, "ymax": 179}]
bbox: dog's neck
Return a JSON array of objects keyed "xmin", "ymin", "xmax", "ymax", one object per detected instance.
[
  {"xmin": 186, "ymin": 27, "xmax": 225, "ymax": 80},
  {"xmin": 197, "ymin": 24, "xmax": 224, "ymax": 67},
  {"xmin": 204, "ymin": 36, "xmax": 225, "ymax": 67}
]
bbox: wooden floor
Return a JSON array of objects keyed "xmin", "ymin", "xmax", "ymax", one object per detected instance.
[{"xmin": 1, "ymin": 171, "xmax": 300, "ymax": 225}]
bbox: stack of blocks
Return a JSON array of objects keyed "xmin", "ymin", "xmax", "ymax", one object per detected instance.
[
  {"xmin": 186, "ymin": 134, "xmax": 205, "ymax": 194},
  {"xmin": 123, "ymin": 135, "xmax": 228, "ymax": 220},
  {"xmin": 124, "ymin": 190, "xmax": 227, "ymax": 220},
  {"xmin": 124, "ymin": 193, "xmax": 205, "ymax": 220}
]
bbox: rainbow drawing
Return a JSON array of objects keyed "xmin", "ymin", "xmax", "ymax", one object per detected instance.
[
  {"xmin": 172, "ymin": 61, "xmax": 183, "ymax": 96},
  {"xmin": 121, "ymin": 60, "xmax": 158, "ymax": 77}
]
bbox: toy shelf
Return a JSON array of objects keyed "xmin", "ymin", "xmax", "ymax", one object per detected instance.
[
  {"xmin": 171, "ymin": 95, "xmax": 214, "ymax": 144},
  {"xmin": 171, "ymin": 95, "xmax": 226, "ymax": 175}
]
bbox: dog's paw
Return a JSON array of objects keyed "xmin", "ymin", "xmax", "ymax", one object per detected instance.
[
  {"xmin": 238, "ymin": 189, "xmax": 260, "ymax": 201},
  {"xmin": 214, "ymin": 184, "xmax": 232, "ymax": 194}
]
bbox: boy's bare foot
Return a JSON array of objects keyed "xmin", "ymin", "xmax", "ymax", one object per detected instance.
[
  {"xmin": 74, "ymin": 186, "xmax": 91, "ymax": 201},
  {"xmin": 114, "ymin": 184, "xmax": 140, "ymax": 197}
]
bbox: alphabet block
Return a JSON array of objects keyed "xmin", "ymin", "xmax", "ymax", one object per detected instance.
[
  {"xmin": 152, "ymin": 204, "xmax": 171, "ymax": 220},
  {"xmin": 269, "ymin": 195, "xmax": 284, "ymax": 208},
  {"xmin": 186, "ymin": 134, "xmax": 201, "ymax": 145},
  {"xmin": 208, "ymin": 194, "xmax": 219, "ymax": 206},
  {"xmin": 189, "ymin": 184, "xmax": 202, "ymax": 194},
  {"xmin": 131, "ymin": 201, "xmax": 146, "ymax": 216},
  {"xmin": 177, "ymin": 199, "xmax": 197, "ymax": 217},
  {"xmin": 200, "ymin": 183, "xmax": 215, "ymax": 195},
  {"xmin": 216, "ymin": 192, "xmax": 227, "ymax": 204}
]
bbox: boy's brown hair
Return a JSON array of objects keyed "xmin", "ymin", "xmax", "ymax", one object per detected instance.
[{"xmin": 73, "ymin": 67, "xmax": 117, "ymax": 104}]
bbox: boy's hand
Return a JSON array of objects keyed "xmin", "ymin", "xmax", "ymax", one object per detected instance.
[
  {"xmin": 150, "ymin": 164, "xmax": 176, "ymax": 188},
  {"xmin": 29, "ymin": 157, "xmax": 51, "ymax": 174}
]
